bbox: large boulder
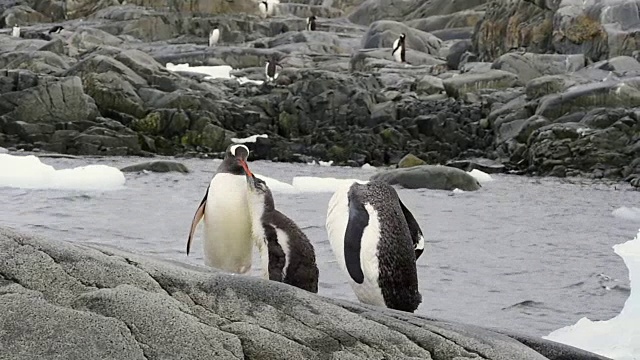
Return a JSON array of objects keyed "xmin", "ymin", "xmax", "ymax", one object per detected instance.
[
  {"xmin": 0, "ymin": 227, "xmax": 610, "ymax": 360},
  {"xmin": 474, "ymin": 0, "xmax": 640, "ymax": 62},
  {"xmin": 442, "ymin": 70, "xmax": 522, "ymax": 98},
  {"xmin": 0, "ymin": 76, "xmax": 99, "ymax": 124},
  {"xmin": 370, "ymin": 164, "xmax": 482, "ymax": 191},
  {"xmin": 361, "ymin": 20, "xmax": 442, "ymax": 56},
  {"xmin": 492, "ymin": 53, "xmax": 586, "ymax": 83}
]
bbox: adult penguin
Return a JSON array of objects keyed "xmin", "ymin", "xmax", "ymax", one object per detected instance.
[
  {"xmin": 186, "ymin": 144, "xmax": 255, "ymax": 274},
  {"xmin": 392, "ymin": 33, "xmax": 406, "ymax": 63},
  {"xmin": 325, "ymin": 180, "xmax": 425, "ymax": 312}
]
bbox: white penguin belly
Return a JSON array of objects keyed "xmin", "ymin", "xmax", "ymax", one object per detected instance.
[
  {"xmin": 326, "ymin": 184, "xmax": 386, "ymax": 307},
  {"xmin": 203, "ymin": 173, "xmax": 253, "ymax": 274}
]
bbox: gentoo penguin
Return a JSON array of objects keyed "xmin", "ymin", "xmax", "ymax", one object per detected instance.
[
  {"xmin": 259, "ymin": 0, "xmax": 269, "ymax": 19},
  {"xmin": 246, "ymin": 174, "xmax": 319, "ymax": 293},
  {"xmin": 391, "ymin": 33, "xmax": 406, "ymax": 63},
  {"xmin": 48, "ymin": 25, "xmax": 64, "ymax": 34},
  {"xmin": 306, "ymin": 16, "xmax": 317, "ymax": 31},
  {"xmin": 209, "ymin": 28, "xmax": 220, "ymax": 46},
  {"xmin": 325, "ymin": 180, "xmax": 425, "ymax": 312},
  {"xmin": 186, "ymin": 144, "xmax": 255, "ymax": 274},
  {"xmin": 265, "ymin": 59, "xmax": 282, "ymax": 83},
  {"xmin": 11, "ymin": 24, "xmax": 20, "ymax": 38}
]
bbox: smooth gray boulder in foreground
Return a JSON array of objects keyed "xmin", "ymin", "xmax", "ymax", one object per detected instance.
[
  {"xmin": 371, "ymin": 165, "xmax": 482, "ymax": 191},
  {"xmin": 0, "ymin": 227, "xmax": 609, "ymax": 360}
]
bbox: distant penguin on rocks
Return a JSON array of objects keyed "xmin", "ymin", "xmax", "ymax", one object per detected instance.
[
  {"xmin": 391, "ymin": 33, "xmax": 406, "ymax": 63},
  {"xmin": 326, "ymin": 180, "xmax": 425, "ymax": 313},
  {"xmin": 259, "ymin": 0, "xmax": 269, "ymax": 18},
  {"xmin": 306, "ymin": 15, "xmax": 317, "ymax": 31},
  {"xmin": 209, "ymin": 28, "xmax": 220, "ymax": 46},
  {"xmin": 246, "ymin": 174, "xmax": 319, "ymax": 293},
  {"xmin": 48, "ymin": 25, "xmax": 64, "ymax": 34},
  {"xmin": 186, "ymin": 144, "xmax": 255, "ymax": 274},
  {"xmin": 11, "ymin": 24, "xmax": 20, "ymax": 38},
  {"xmin": 264, "ymin": 59, "xmax": 282, "ymax": 83}
]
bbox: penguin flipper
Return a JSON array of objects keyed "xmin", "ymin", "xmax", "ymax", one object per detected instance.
[
  {"xmin": 343, "ymin": 195, "xmax": 369, "ymax": 284},
  {"xmin": 398, "ymin": 199, "xmax": 424, "ymax": 260},
  {"xmin": 186, "ymin": 185, "xmax": 210, "ymax": 255},
  {"xmin": 392, "ymin": 39, "xmax": 400, "ymax": 55}
]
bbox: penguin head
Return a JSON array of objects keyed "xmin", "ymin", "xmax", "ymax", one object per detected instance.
[
  {"xmin": 246, "ymin": 174, "xmax": 275, "ymax": 210},
  {"xmin": 225, "ymin": 144, "xmax": 253, "ymax": 176},
  {"xmin": 308, "ymin": 15, "xmax": 316, "ymax": 21},
  {"xmin": 399, "ymin": 33, "xmax": 406, "ymax": 40}
]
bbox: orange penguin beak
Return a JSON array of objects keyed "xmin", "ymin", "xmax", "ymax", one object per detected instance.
[{"xmin": 239, "ymin": 159, "xmax": 253, "ymax": 177}]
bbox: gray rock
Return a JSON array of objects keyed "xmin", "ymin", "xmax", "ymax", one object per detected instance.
[
  {"xmin": 446, "ymin": 158, "xmax": 507, "ymax": 174},
  {"xmin": 397, "ymin": 153, "xmax": 426, "ymax": 168},
  {"xmin": 0, "ymin": 227, "xmax": 611, "ymax": 360},
  {"xmin": 415, "ymin": 74, "xmax": 444, "ymax": 95},
  {"xmin": 370, "ymin": 165, "xmax": 482, "ymax": 191},
  {"xmin": 347, "ymin": 0, "xmax": 422, "ymax": 25},
  {"xmin": 121, "ymin": 160, "xmax": 190, "ymax": 173},
  {"xmin": 492, "ymin": 53, "xmax": 586, "ymax": 83},
  {"xmin": 535, "ymin": 77, "xmax": 640, "ymax": 120},
  {"xmin": 445, "ymin": 39, "xmax": 472, "ymax": 70},
  {"xmin": 0, "ymin": 76, "xmax": 99, "ymax": 124},
  {"xmin": 442, "ymin": 70, "xmax": 522, "ymax": 98}
]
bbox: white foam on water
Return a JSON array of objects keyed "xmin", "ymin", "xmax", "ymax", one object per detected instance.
[
  {"xmin": 468, "ymin": 169, "xmax": 493, "ymax": 183},
  {"xmin": 544, "ymin": 229, "xmax": 640, "ymax": 360},
  {"xmin": 165, "ymin": 63, "xmax": 264, "ymax": 85},
  {"xmin": 231, "ymin": 134, "xmax": 268, "ymax": 144},
  {"xmin": 361, "ymin": 163, "xmax": 375, "ymax": 169},
  {"xmin": 612, "ymin": 207, "xmax": 640, "ymax": 222},
  {"xmin": 0, "ymin": 154, "xmax": 126, "ymax": 191}
]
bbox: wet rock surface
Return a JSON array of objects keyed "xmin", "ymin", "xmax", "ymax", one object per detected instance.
[
  {"xmin": 0, "ymin": 0, "xmax": 637, "ymax": 186},
  {"xmin": 0, "ymin": 227, "xmax": 611, "ymax": 360}
]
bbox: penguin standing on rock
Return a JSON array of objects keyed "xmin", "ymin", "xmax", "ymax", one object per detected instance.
[
  {"xmin": 186, "ymin": 144, "xmax": 256, "ymax": 274},
  {"xmin": 209, "ymin": 28, "xmax": 220, "ymax": 46},
  {"xmin": 264, "ymin": 58, "xmax": 282, "ymax": 83},
  {"xmin": 259, "ymin": 0, "xmax": 269, "ymax": 18},
  {"xmin": 11, "ymin": 24, "xmax": 20, "ymax": 38},
  {"xmin": 246, "ymin": 174, "xmax": 319, "ymax": 293},
  {"xmin": 326, "ymin": 180, "xmax": 425, "ymax": 313},
  {"xmin": 392, "ymin": 33, "xmax": 406, "ymax": 63},
  {"xmin": 306, "ymin": 15, "xmax": 316, "ymax": 31}
]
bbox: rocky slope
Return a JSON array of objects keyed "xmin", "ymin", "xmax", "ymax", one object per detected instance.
[
  {"xmin": 0, "ymin": 0, "xmax": 638, "ymax": 186},
  {"xmin": 0, "ymin": 227, "xmax": 611, "ymax": 360}
]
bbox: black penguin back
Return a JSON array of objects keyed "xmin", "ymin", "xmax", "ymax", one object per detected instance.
[
  {"xmin": 350, "ymin": 181, "xmax": 421, "ymax": 312},
  {"xmin": 266, "ymin": 61, "xmax": 277, "ymax": 77},
  {"xmin": 263, "ymin": 209, "xmax": 319, "ymax": 293}
]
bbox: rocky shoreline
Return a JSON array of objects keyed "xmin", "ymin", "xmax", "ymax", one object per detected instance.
[
  {"xmin": 0, "ymin": 227, "xmax": 611, "ymax": 360},
  {"xmin": 0, "ymin": 0, "xmax": 638, "ymax": 187}
]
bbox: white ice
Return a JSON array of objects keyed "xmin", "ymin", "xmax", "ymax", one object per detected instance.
[
  {"xmin": 544, "ymin": 228, "xmax": 640, "ymax": 360},
  {"xmin": 468, "ymin": 169, "xmax": 493, "ymax": 183},
  {"xmin": 231, "ymin": 134, "xmax": 268, "ymax": 144},
  {"xmin": 253, "ymin": 169, "xmax": 492, "ymax": 194},
  {"xmin": 612, "ymin": 207, "xmax": 640, "ymax": 222},
  {"xmin": 0, "ymin": 154, "xmax": 126, "ymax": 191},
  {"xmin": 165, "ymin": 63, "xmax": 264, "ymax": 85},
  {"xmin": 251, "ymin": 174, "xmax": 367, "ymax": 193},
  {"xmin": 307, "ymin": 160, "xmax": 334, "ymax": 167}
]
